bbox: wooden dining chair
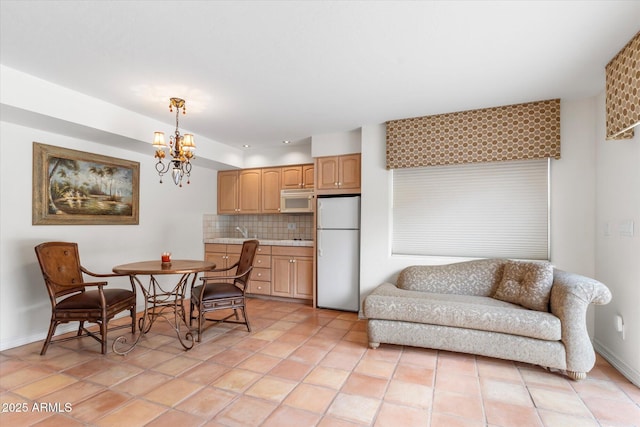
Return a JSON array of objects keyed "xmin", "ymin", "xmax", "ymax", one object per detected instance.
[
  {"xmin": 34, "ymin": 242, "xmax": 137, "ymax": 355},
  {"xmin": 189, "ymin": 239, "xmax": 258, "ymax": 342}
]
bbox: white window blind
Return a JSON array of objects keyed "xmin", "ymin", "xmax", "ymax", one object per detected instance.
[{"xmin": 392, "ymin": 159, "xmax": 549, "ymax": 260}]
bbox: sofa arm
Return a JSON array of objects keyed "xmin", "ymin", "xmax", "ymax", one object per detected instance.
[{"xmin": 550, "ymin": 270, "xmax": 612, "ymax": 376}]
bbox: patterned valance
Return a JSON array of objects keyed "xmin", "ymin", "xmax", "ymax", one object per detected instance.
[
  {"xmin": 386, "ymin": 99, "xmax": 561, "ymax": 169},
  {"xmin": 606, "ymin": 31, "xmax": 639, "ymax": 140}
]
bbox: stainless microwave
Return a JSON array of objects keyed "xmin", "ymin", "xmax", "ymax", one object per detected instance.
[{"xmin": 280, "ymin": 189, "xmax": 315, "ymax": 213}]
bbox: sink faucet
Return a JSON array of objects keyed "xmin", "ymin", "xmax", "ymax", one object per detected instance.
[{"xmin": 235, "ymin": 226, "xmax": 248, "ymax": 238}]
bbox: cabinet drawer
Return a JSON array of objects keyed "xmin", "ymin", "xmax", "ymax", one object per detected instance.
[
  {"xmin": 272, "ymin": 246, "xmax": 314, "ymax": 257},
  {"xmin": 256, "ymin": 245, "xmax": 272, "ymax": 255},
  {"xmin": 205, "ymin": 243, "xmax": 227, "ymax": 253},
  {"xmin": 252, "ymin": 267, "xmax": 271, "ymax": 282},
  {"xmin": 248, "ymin": 280, "xmax": 271, "ymax": 295},
  {"xmin": 226, "ymin": 244, "xmax": 243, "ymax": 254},
  {"xmin": 253, "ymin": 254, "xmax": 270, "ymax": 268}
]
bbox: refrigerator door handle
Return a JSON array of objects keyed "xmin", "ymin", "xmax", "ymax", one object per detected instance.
[
  {"xmin": 318, "ymin": 232, "xmax": 323, "ymax": 257},
  {"xmin": 317, "ymin": 200, "xmax": 323, "ymax": 229}
]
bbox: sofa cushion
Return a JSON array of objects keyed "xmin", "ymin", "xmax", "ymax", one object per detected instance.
[
  {"xmin": 493, "ymin": 260, "xmax": 554, "ymax": 311},
  {"xmin": 397, "ymin": 259, "xmax": 506, "ymax": 297},
  {"xmin": 364, "ymin": 283, "xmax": 561, "ymax": 341}
]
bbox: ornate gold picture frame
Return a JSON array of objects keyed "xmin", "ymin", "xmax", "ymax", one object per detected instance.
[{"xmin": 33, "ymin": 142, "xmax": 140, "ymax": 225}]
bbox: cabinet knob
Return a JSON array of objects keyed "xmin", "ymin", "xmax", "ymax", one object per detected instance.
[{"xmin": 257, "ymin": 273, "xmax": 262, "ymax": 277}]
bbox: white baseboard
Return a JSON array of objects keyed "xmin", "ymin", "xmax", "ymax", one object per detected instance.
[{"xmin": 593, "ymin": 338, "xmax": 640, "ymax": 387}]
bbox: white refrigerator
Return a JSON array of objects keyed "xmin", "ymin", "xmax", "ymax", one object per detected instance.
[{"xmin": 316, "ymin": 195, "xmax": 360, "ymax": 312}]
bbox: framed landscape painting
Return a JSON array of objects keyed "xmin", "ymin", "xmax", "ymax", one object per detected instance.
[{"xmin": 33, "ymin": 142, "xmax": 140, "ymax": 225}]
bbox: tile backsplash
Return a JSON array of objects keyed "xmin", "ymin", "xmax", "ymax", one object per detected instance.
[{"xmin": 203, "ymin": 214, "xmax": 314, "ymax": 240}]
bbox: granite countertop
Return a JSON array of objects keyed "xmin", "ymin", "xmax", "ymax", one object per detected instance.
[{"xmin": 204, "ymin": 238, "xmax": 314, "ymax": 247}]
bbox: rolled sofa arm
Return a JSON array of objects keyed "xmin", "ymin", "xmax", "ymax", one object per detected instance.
[{"xmin": 550, "ymin": 269, "xmax": 612, "ymax": 377}]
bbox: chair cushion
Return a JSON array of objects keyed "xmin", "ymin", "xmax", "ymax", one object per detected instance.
[
  {"xmin": 56, "ymin": 288, "xmax": 135, "ymax": 310},
  {"xmin": 192, "ymin": 283, "xmax": 243, "ymax": 302}
]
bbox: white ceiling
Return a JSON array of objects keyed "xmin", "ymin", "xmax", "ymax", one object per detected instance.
[{"xmin": 1, "ymin": 1, "xmax": 639, "ymax": 150}]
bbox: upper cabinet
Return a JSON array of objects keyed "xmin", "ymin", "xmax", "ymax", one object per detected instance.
[
  {"xmin": 218, "ymin": 169, "xmax": 261, "ymax": 214},
  {"xmin": 315, "ymin": 153, "xmax": 361, "ymax": 195},
  {"xmin": 217, "ymin": 163, "xmax": 313, "ymax": 214},
  {"xmin": 261, "ymin": 167, "xmax": 281, "ymax": 214},
  {"xmin": 282, "ymin": 164, "xmax": 314, "ymax": 189}
]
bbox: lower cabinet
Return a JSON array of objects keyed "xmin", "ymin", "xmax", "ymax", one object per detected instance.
[
  {"xmin": 205, "ymin": 243, "xmax": 312, "ymax": 302},
  {"xmin": 271, "ymin": 246, "xmax": 314, "ymax": 300}
]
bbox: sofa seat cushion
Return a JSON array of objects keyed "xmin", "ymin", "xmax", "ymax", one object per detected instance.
[{"xmin": 364, "ymin": 283, "xmax": 561, "ymax": 341}]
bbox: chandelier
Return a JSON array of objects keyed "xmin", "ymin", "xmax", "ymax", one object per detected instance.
[{"xmin": 152, "ymin": 97, "xmax": 196, "ymax": 186}]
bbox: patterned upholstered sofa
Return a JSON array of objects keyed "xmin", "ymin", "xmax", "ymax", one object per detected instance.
[{"xmin": 363, "ymin": 259, "xmax": 612, "ymax": 380}]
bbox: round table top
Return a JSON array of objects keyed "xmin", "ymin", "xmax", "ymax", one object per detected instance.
[{"xmin": 113, "ymin": 259, "xmax": 216, "ymax": 275}]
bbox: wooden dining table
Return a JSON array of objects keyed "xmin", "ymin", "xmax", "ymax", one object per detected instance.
[{"xmin": 111, "ymin": 259, "xmax": 216, "ymax": 355}]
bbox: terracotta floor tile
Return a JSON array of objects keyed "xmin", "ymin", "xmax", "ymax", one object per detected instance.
[
  {"xmin": 436, "ymin": 352, "xmax": 478, "ymax": 377},
  {"xmin": 436, "ymin": 371, "xmax": 480, "ymax": 396},
  {"xmin": 31, "ymin": 413, "xmax": 85, "ymax": 427},
  {"xmin": 476, "ymin": 357, "xmax": 522, "ymax": 382},
  {"xmin": 237, "ymin": 353, "xmax": 282, "ymax": 373},
  {"xmin": 484, "ymin": 400, "xmax": 543, "ymax": 427},
  {"xmin": 262, "ymin": 405, "xmax": 322, "ymax": 427},
  {"xmin": 251, "ymin": 328, "xmax": 287, "ymax": 341},
  {"xmin": 354, "ymin": 357, "xmax": 397, "ymax": 379},
  {"xmin": 269, "ymin": 359, "xmax": 313, "ymax": 381},
  {"xmin": 341, "ymin": 372, "xmax": 388, "ymax": 399},
  {"xmin": 284, "ymin": 383, "xmax": 337, "ymax": 413},
  {"xmin": 180, "ymin": 361, "xmax": 229, "ymax": 384},
  {"xmin": 12, "ymin": 374, "xmax": 77, "ymax": 400},
  {"xmin": 571, "ymin": 376, "xmax": 630, "ymax": 400},
  {"xmin": 39, "ymin": 379, "xmax": 104, "ymax": 405},
  {"xmin": 374, "ymin": 401, "xmax": 429, "ymax": 427},
  {"xmin": 289, "ymin": 345, "xmax": 329, "ymax": 365},
  {"xmin": 320, "ymin": 349, "xmax": 363, "ymax": 371},
  {"xmin": 363, "ymin": 346, "xmax": 402, "ymax": 363},
  {"xmin": 125, "ymin": 348, "xmax": 176, "ymax": 369},
  {"xmin": 399, "ymin": 347, "xmax": 438, "ymax": 368},
  {"xmin": 144, "ymin": 409, "xmax": 205, "ymax": 427},
  {"xmin": 208, "ymin": 348, "xmax": 253, "ymax": 367},
  {"xmin": 480, "ymin": 377, "xmax": 533, "ymax": 406},
  {"xmin": 582, "ymin": 395, "xmax": 640, "ymax": 425},
  {"xmin": 0, "ymin": 365, "xmax": 55, "ymax": 390},
  {"xmin": 144, "ymin": 378, "xmax": 203, "ymax": 406},
  {"xmin": 528, "ymin": 386, "xmax": 592, "ymax": 418},
  {"xmin": 245, "ymin": 376, "xmax": 297, "ymax": 402},
  {"xmin": 259, "ymin": 341, "xmax": 299, "ymax": 358},
  {"xmin": 94, "ymin": 398, "xmax": 166, "ymax": 427},
  {"xmin": 176, "ymin": 386, "xmax": 238, "ymax": 418},
  {"xmin": 303, "ymin": 366, "xmax": 350, "ymax": 389},
  {"xmin": 384, "ymin": 379, "xmax": 433, "ymax": 408},
  {"xmin": 537, "ymin": 409, "xmax": 599, "ymax": 427},
  {"xmin": 214, "ymin": 395, "xmax": 277, "ymax": 426},
  {"xmin": 211, "ymin": 368, "xmax": 261, "ymax": 393},
  {"xmin": 342, "ymin": 330, "xmax": 368, "ymax": 344},
  {"xmin": 151, "ymin": 355, "xmax": 202, "ymax": 376},
  {"xmin": 432, "ymin": 389, "xmax": 483, "ymax": 421},
  {"xmin": 0, "ymin": 393, "xmax": 51, "ymax": 426},
  {"xmin": 394, "ymin": 363, "xmax": 435, "ymax": 386},
  {"xmin": 327, "ymin": 392, "xmax": 381, "ymax": 425},
  {"xmin": 111, "ymin": 370, "xmax": 173, "ymax": 395},
  {"xmin": 69, "ymin": 390, "xmax": 131, "ymax": 423},
  {"xmin": 318, "ymin": 415, "xmax": 368, "ymax": 427},
  {"xmin": 430, "ymin": 411, "xmax": 486, "ymax": 427},
  {"xmin": 85, "ymin": 361, "xmax": 143, "ymax": 386},
  {"xmin": 519, "ymin": 367, "xmax": 574, "ymax": 391}
]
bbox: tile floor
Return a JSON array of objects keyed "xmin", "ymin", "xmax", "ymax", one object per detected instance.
[{"xmin": 1, "ymin": 298, "xmax": 639, "ymax": 427}]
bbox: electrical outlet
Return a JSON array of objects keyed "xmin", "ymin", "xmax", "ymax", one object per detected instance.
[{"xmin": 287, "ymin": 223, "xmax": 296, "ymax": 230}]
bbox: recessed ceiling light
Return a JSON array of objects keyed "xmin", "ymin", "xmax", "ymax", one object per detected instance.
[
  {"xmin": 243, "ymin": 144, "xmax": 251, "ymax": 148},
  {"xmin": 282, "ymin": 140, "xmax": 291, "ymax": 144}
]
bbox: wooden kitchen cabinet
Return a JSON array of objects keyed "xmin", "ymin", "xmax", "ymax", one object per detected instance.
[
  {"xmin": 271, "ymin": 246, "xmax": 314, "ymax": 300},
  {"xmin": 217, "ymin": 169, "xmax": 261, "ymax": 214},
  {"xmin": 261, "ymin": 168, "xmax": 281, "ymax": 213},
  {"xmin": 204, "ymin": 243, "xmax": 241, "ymax": 277},
  {"xmin": 282, "ymin": 164, "xmax": 314, "ymax": 189},
  {"xmin": 315, "ymin": 154, "xmax": 360, "ymax": 194},
  {"xmin": 217, "ymin": 170, "xmax": 239, "ymax": 214}
]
